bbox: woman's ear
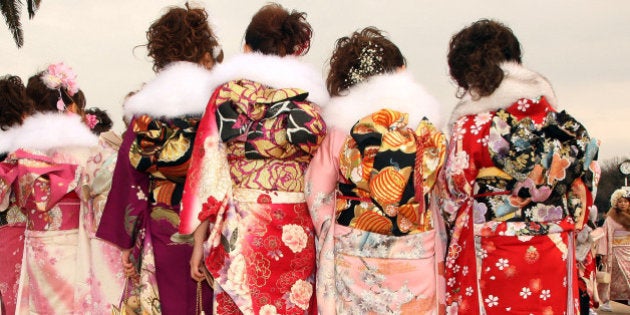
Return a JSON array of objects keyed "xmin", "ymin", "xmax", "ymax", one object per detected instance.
[{"xmin": 243, "ymin": 44, "xmax": 253, "ymax": 53}]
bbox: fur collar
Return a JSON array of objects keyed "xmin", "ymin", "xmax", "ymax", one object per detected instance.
[
  {"xmin": 447, "ymin": 62, "xmax": 558, "ymax": 129},
  {"xmin": 124, "ymin": 61, "xmax": 215, "ymax": 118},
  {"xmin": 607, "ymin": 207, "xmax": 630, "ymax": 230},
  {"xmin": 323, "ymin": 71, "xmax": 442, "ymax": 133},
  {"xmin": 3, "ymin": 112, "xmax": 98, "ymax": 152},
  {"xmin": 0, "ymin": 128, "xmax": 12, "ymax": 155},
  {"xmin": 207, "ymin": 53, "xmax": 329, "ymax": 106}
]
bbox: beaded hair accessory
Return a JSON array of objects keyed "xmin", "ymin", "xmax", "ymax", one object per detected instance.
[
  {"xmin": 40, "ymin": 62, "xmax": 79, "ymax": 112},
  {"xmin": 345, "ymin": 42, "xmax": 384, "ymax": 86}
]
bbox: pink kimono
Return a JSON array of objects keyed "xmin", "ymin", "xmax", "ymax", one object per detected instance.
[
  {"xmin": 0, "ymin": 112, "xmax": 100, "ymax": 314},
  {"xmin": 0, "ymin": 126, "xmax": 27, "ymax": 315},
  {"xmin": 0, "ymin": 194, "xmax": 25, "ymax": 315},
  {"xmin": 304, "ymin": 72, "xmax": 447, "ymax": 314},
  {"xmin": 77, "ymin": 134, "xmax": 126, "ymax": 312}
]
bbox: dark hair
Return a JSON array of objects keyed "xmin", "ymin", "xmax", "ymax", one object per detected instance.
[
  {"xmin": 448, "ymin": 19, "xmax": 522, "ymax": 98},
  {"xmin": 327, "ymin": 27, "xmax": 406, "ymax": 96},
  {"xmin": 26, "ymin": 72, "xmax": 80, "ymax": 114},
  {"xmin": 245, "ymin": 3, "xmax": 312, "ymax": 57},
  {"xmin": 84, "ymin": 107, "xmax": 114, "ymax": 135},
  {"xmin": 147, "ymin": 3, "xmax": 223, "ymax": 72},
  {"xmin": 0, "ymin": 75, "xmax": 35, "ymax": 131}
]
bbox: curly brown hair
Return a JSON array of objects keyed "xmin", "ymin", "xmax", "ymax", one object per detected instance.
[
  {"xmin": 327, "ymin": 27, "xmax": 406, "ymax": 96},
  {"xmin": 0, "ymin": 75, "xmax": 35, "ymax": 131},
  {"xmin": 147, "ymin": 3, "xmax": 223, "ymax": 72},
  {"xmin": 85, "ymin": 107, "xmax": 113, "ymax": 135},
  {"xmin": 448, "ymin": 19, "xmax": 522, "ymax": 98},
  {"xmin": 245, "ymin": 3, "xmax": 312, "ymax": 57}
]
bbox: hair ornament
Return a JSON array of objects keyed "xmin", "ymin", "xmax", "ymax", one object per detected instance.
[
  {"xmin": 211, "ymin": 44, "xmax": 222, "ymax": 60},
  {"xmin": 346, "ymin": 42, "xmax": 384, "ymax": 86},
  {"xmin": 85, "ymin": 113, "xmax": 99, "ymax": 129},
  {"xmin": 41, "ymin": 62, "xmax": 79, "ymax": 112},
  {"xmin": 41, "ymin": 62, "xmax": 79, "ymax": 96},
  {"xmin": 611, "ymin": 188, "xmax": 630, "ymax": 208}
]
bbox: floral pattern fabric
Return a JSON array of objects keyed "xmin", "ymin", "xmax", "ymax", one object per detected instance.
[
  {"xmin": 97, "ymin": 116, "xmax": 213, "ymax": 315},
  {"xmin": 0, "ymin": 188, "xmax": 26, "ymax": 315},
  {"xmin": 0, "ymin": 222, "xmax": 24, "ymax": 315},
  {"xmin": 439, "ymin": 96, "xmax": 599, "ymax": 314},
  {"xmin": 305, "ymin": 109, "xmax": 447, "ymax": 315},
  {"xmin": 179, "ymin": 79, "xmax": 326, "ymax": 314},
  {"xmin": 77, "ymin": 138, "xmax": 126, "ymax": 313},
  {"xmin": 206, "ymin": 189, "xmax": 317, "ymax": 315},
  {"xmin": 0, "ymin": 149, "xmax": 86, "ymax": 314}
]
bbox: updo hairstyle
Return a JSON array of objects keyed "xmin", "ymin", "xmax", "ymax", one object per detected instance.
[
  {"xmin": 26, "ymin": 72, "xmax": 77, "ymax": 114},
  {"xmin": 147, "ymin": 3, "xmax": 223, "ymax": 72},
  {"xmin": 448, "ymin": 19, "xmax": 522, "ymax": 98},
  {"xmin": 327, "ymin": 27, "xmax": 406, "ymax": 96},
  {"xmin": 0, "ymin": 75, "xmax": 35, "ymax": 131},
  {"xmin": 245, "ymin": 3, "xmax": 312, "ymax": 57}
]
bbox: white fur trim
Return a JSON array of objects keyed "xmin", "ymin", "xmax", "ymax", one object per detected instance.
[
  {"xmin": 207, "ymin": 53, "xmax": 329, "ymax": 106},
  {"xmin": 322, "ymin": 71, "xmax": 443, "ymax": 133},
  {"xmin": 447, "ymin": 62, "xmax": 558, "ymax": 128},
  {"xmin": 0, "ymin": 128, "xmax": 13, "ymax": 155},
  {"xmin": 124, "ymin": 61, "xmax": 214, "ymax": 118},
  {"xmin": 6, "ymin": 112, "xmax": 98, "ymax": 152}
]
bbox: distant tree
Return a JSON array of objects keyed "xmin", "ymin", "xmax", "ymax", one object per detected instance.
[
  {"xmin": 1, "ymin": 0, "xmax": 41, "ymax": 48},
  {"xmin": 594, "ymin": 156, "xmax": 630, "ymax": 225}
]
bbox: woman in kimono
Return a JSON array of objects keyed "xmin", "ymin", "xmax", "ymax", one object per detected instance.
[
  {"xmin": 597, "ymin": 188, "xmax": 630, "ymax": 311},
  {"xmin": 439, "ymin": 19, "xmax": 599, "ymax": 314},
  {"xmin": 0, "ymin": 63, "xmax": 101, "ymax": 313},
  {"xmin": 178, "ymin": 3, "xmax": 327, "ymax": 314},
  {"xmin": 75, "ymin": 103, "xmax": 126, "ymax": 311},
  {"xmin": 0, "ymin": 75, "xmax": 34, "ymax": 315},
  {"xmin": 303, "ymin": 27, "xmax": 447, "ymax": 314},
  {"xmin": 95, "ymin": 4, "xmax": 222, "ymax": 314}
]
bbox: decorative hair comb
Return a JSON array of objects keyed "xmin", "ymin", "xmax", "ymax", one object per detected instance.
[
  {"xmin": 345, "ymin": 41, "xmax": 384, "ymax": 86},
  {"xmin": 40, "ymin": 62, "xmax": 79, "ymax": 111}
]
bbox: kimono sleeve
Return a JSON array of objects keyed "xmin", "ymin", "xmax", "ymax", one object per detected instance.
[
  {"xmin": 304, "ymin": 130, "xmax": 344, "ymax": 237},
  {"xmin": 95, "ymin": 121, "xmax": 150, "ymax": 249},
  {"xmin": 179, "ymin": 92, "xmax": 232, "ymax": 235},
  {"xmin": 304, "ymin": 130, "xmax": 344, "ymax": 315},
  {"xmin": 436, "ymin": 121, "xmax": 478, "ymax": 227},
  {"xmin": 0, "ymin": 161, "xmax": 16, "ymax": 211}
]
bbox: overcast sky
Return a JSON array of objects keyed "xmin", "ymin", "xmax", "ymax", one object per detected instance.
[{"xmin": 1, "ymin": 0, "xmax": 628, "ymax": 162}]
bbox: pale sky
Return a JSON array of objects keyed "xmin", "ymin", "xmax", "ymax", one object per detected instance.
[{"xmin": 1, "ymin": 0, "xmax": 629, "ymax": 162}]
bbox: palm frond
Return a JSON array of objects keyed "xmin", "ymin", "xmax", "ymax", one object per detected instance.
[
  {"xmin": 0, "ymin": 0, "xmax": 24, "ymax": 48},
  {"xmin": 26, "ymin": 0, "xmax": 39, "ymax": 19}
]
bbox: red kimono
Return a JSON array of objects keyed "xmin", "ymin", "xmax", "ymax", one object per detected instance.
[{"xmin": 439, "ymin": 62, "xmax": 599, "ymax": 314}]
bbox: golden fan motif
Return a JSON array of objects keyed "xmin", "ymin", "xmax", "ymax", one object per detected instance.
[
  {"xmin": 370, "ymin": 167, "xmax": 406, "ymax": 206},
  {"xmin": 397, "ymin": 203, "xmax": 419, "ymax": 224},
  {"xmin": 353, "ymin": 211, "xmax": 392, "ymax": 234},
  {"xmin": 381, "ymin": 131, "xmax": 415, "ymax": 153},
  {"xmin": 371, "ymin": 109, "xmax": 407, "ymax": 128}
]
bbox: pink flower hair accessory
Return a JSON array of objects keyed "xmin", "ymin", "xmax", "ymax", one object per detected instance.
[
  {"xmin": 41, "ymin": 62, "xmax": 79, "ymax": 96},
  {"xmin": 85, "ymin": 114, "xmax": 99, "ymax": 129}
]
